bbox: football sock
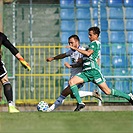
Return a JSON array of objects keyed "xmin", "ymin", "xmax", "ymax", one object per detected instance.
[
  {"xmin": 8, "ymin": 101, "xmax": 14, "ymax": 106},
  {"xmin": 70, "ymin": 85, "xmax": 82, "ymax": 104},
  {"xmin": 50, "ymin": 95, "xmax": 66, "ymax": 110},
  {"xmin": 3, "ymin": 82, "xmax": 13, "ymax": 102},
  {"xmin": 111, "ymin": 89, "xmax": 130, "ymax": 101},
  {"xmin": 79, "ymin": 91, "xmax": 93, "ymax": 98}
]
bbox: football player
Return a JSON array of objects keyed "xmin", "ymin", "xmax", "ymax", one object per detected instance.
[{"xmin": 0, "ymin": 32, "xmax": 31, "ymax": 113}]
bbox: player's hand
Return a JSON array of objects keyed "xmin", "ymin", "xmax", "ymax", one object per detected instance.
[
  {"xmin": 64, "ymin": 62, "xmax": 71, "ymax": 68},
  {"xmin": 46, "ymin": 57, "xmax": 54, "ymax": 62},
  {"xmin": 66, "ymin": 45, "xmax": 77, "ymax": 51},
  {"xmin": 19, "ymin": 58, "xmax": 31, "ymax": 71}
]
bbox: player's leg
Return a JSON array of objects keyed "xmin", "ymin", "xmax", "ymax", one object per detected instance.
[
  {"xmin": 0, "ymin": 82, "xmax": 2, "ymax": 102},
  {"xmin": 1, "ymin": 74, "xmax": 19, "ymax": 113},
  {"xmin": 70, "ymin": 90, "xmax": 93, "ymax": 98},
  {"xmin": 0, "ymin": 61, "xmax": 19, "ymax": 113},
  {"xmin": 92, "ymin": 90, "xmax": 102, "ymax": 101},
  {"xmin": 69, "ymin": 75, "xmax": 85, "ymax": 111},
  {"xmin": 47, "ymin": 85, "xmax": 72, "ymax": 112},
  {"xmin": 94, "ymin": 69, "xmax": 133, "ymax": 104},
  {"xmin": 78, "ymin": 83, "xmax": 102, "ymax": 101},
  {"xmin": 98, "ymin": 82, "xmax": 133, "ymax": 104},
  {"xmin": 70, "ymin": 83, "xmax": 102, "ymax": 101},
  {"xmin": 69, "ymin": 69, "xmax": 105, "ymax": 111},
  {"xmin": 71, "ymin": 83, "xmax": 93, "ymax": 98}
]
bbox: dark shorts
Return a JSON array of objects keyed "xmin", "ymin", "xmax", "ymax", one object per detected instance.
[{"xmin": 0, "ymin": 61, "xmax": 7, "ymax": 80}]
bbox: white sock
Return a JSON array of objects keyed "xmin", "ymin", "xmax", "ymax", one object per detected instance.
[
  {"xmin": 79, "ymin": 91, "xmax": 93, "ymax": 98},
  {"xmin": 8, "ymin": 101, "xmax": 14, "ymax": 106},
  {"xmin": 48, "ymin": 95, "xmax": 65, "ymax": 111}
]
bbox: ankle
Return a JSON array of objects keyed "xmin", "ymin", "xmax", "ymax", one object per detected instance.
[{"xmin": 8, "ymin": 101, "xmax": 14, "ymax": 106}]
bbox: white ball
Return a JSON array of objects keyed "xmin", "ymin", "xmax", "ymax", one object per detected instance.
[{"xmin": 37, "ymin": 101, "xmax": 49, "ymax": 112}]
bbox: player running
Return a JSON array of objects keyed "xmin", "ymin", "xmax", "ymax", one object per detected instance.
[
  {"xmin": 68, "ymin": 27, "xmax": 133, "ymax": 111},
  {"xmin": 46, "ymin": 35, "xmax": 102, "ymax": 112}
]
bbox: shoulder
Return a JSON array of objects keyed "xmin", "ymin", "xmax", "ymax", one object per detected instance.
[
  {"xmin": 91, "ymin": 41, "xmax": 101, "ymax": 47},
  {"xmin": 66, "ymin": 49, "xmax": 73, "ymax": 55},
  {"xmin": 91, "ymin": 40, "xmax": 101, "ymax": 45},
  {"xmin": 79, "ymin": 46, "xmax": 86, "ymax": 50}
]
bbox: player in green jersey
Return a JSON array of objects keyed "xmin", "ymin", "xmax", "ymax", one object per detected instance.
[{"xmin": 67, "ymin": 26, "xmax": 133, "ymax": 111}]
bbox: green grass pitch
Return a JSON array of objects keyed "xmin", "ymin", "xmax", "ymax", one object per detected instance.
[{"xmin": 0, "ymin": 111, "xmax": 133, "ymax": 133}]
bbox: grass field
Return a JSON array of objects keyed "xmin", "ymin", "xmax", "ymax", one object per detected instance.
[{"xmin": 0, "ymin": 111, "xmax": 133, "ymax": 133}]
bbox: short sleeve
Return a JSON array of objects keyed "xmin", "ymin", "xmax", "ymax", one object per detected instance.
[
  {"xmin": 66, "ymin": 49, "xmax": 72, "ymax": 56},
  {"xmin": 89, "ymin": 42, "xmax": 97, "ymax": 51}
]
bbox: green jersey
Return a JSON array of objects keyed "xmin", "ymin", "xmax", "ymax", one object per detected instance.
[{"xmin": 82, "ymin": 40, "xmax": 101, "ymax": 71}]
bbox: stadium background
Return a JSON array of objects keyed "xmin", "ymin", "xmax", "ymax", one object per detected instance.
[{"xmin": 0, "ymin": 0, "xmax": 133, "ymax": 107}]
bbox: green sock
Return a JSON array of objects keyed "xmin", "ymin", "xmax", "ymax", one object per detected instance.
[
  {"xmin": 70, "ymin": 85, "xmax": 82, "ymax": 104},
  {"xmin": 111, "ymin": 89, "xmax": 130, "ymax": 101}
]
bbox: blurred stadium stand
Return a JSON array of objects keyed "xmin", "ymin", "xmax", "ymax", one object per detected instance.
[
  {"xmin": 100, "ymin": 31, "xmax": 108, "ymax": 43},
  {"xmin": 101, "ymin": 44, "xmax": 110, "ymax": 55},
  {"xmin": 76, "ymin": 8, "xmax": 91, "ymax": 20},
  {"xmin": 76, "ymin": 0, "xmax": 90, "ymax": 7},
  {"xmin": 60, "ymin": 0, "xmax": 74, "ymax": 8},
  {"xmin": 127, "ymin": 31, "xmax": 133, "ymax": 43},
  {"xmin": 110, "ymin": 19, "xmax": 124, "ymax": 31},
  {"xmin": 112, "ymin": 55, "xmax": 128, "ymax": 68},
  {"xmin": 101, "ymin": 55, "xmax": 111, "ymax": 68},
  {"xmin": 107, "ymin": 0, "xmax": 123, "ymax": 7},
  {"xmin": 110, "ymin": 31, "xmax": 125, "ymax": 43},
  {"xmin": 124, "ymin": 0, "xmax": 133, "ymax": 7},
  {"xmin": 92, "ymin": 7, "xmax": 107, "ymax": 19},
  {"xmin": 109, "ymin": 7, "xmax": 123, "ymax": 19},
  {"xmin": 77, "ymin": 20, "xmax": 91, "ymax": 31},
  {"xmin": 127, "ymin": 43, "xmax": 133, "ymax": 54},
  {"xmin": 111, "ymin": 44, "xmax": 126, "ymax": 55},
  {"xmin": 125, "ymin": 7, "xmax": 133, "ymax": 19},
  {"xmin": 61, "ymin": 20, "xmax": 75, "ymax": 31},
  {"xmin": 125, "ymin": 19, "xmax": 133, "ymax": 31},
  {"xmin": 60, "ymin": 8, "xmax": 75, "ymax": 19}
]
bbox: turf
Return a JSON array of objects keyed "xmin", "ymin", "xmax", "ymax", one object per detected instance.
[{"xmin": 0, "ymin": 111, "xmax": 133, "ymax": 133}]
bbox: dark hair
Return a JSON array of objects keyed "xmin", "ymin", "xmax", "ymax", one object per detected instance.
[
  {"xmin": 88, "ymin": 27, "xmax": 100, "ymax": 37},
  {"xmin": 68, "ymin": 35, "xmax": 80, "ymax": 42}
]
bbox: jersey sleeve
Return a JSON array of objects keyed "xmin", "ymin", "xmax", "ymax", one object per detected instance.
[
  {"xmin": 1, "ymin": 32, "xmax": 19, "ymax": 56},
  {"xmin": 79, "ymin": 47, "xmax": 86, "ymax": 58},
  {"xmin": 89, "ymin": 42, "xmax": 97, "ymax": 51},
  {"xmin": 65, "ymin": 49, "xmax": 72, "ymax": 56}
]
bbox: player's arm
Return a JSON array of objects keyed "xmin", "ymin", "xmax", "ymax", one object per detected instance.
[
  {"xmin": 66, "ymin": 45, "xmax": 94, "ymax": 57},
  {"xmin": 65, "ymin": 58, "xmax": 83, "ymax": 68},
  {"xmin": 1, "ymin": 32, "xmax": 31, "ymax": 71},
  {"xmin": 15, "ymin": 53, "xmax": 31, "ymax": 71},
  {"xmin": 46, "ymin": 53, "xmax": 67, "ymax": 62},
  {"xmin": 97, "ymin": 58, "xmax": 100, "ymax": 66}
]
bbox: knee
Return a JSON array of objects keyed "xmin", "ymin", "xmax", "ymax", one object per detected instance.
[
  {"xmin": 68, "ymin": 79, "xmax": 75, "ymax": 86},
  {"xmin": 1, "ymin": 75, "xmax": 9, "ymax": 85},
  {"xmin": 104, "ymin": 89, "xmax": 111, "ymax": 95},
  {"xmin": 68, "ymin": 79, "xmax": 72, "ymax": 86}
]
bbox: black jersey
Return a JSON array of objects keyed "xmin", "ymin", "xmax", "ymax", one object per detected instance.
[{"xmin": 0, "ymin": 32, "xmax": 19, "ymax": 61}]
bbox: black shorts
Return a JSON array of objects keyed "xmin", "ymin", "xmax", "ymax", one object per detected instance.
[{"xmin": 0, "ymin": 61, "xmax": 7, "ymax": 80}]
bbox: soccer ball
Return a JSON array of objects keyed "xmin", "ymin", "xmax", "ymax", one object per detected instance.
[{"xmin": 37, "ymin": 101, "xmax": 49, "ymax": 112}]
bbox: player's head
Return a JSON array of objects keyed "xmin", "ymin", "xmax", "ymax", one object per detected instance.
[
  {"xmin": 68, "ymin": 35, "xmax": 80, "ymax": 49},
  {"xmin": 88, "ymin": 27, "xmax": 100, "ymax": 42},
  {"xmin": 68, "ymin": 35, "xmax": 80, "ymax": 43}
]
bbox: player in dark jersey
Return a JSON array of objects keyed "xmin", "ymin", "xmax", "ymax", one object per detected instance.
[{"xmin": 0, "ymin": 32, "xmax": 31, "ymax": 113}]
